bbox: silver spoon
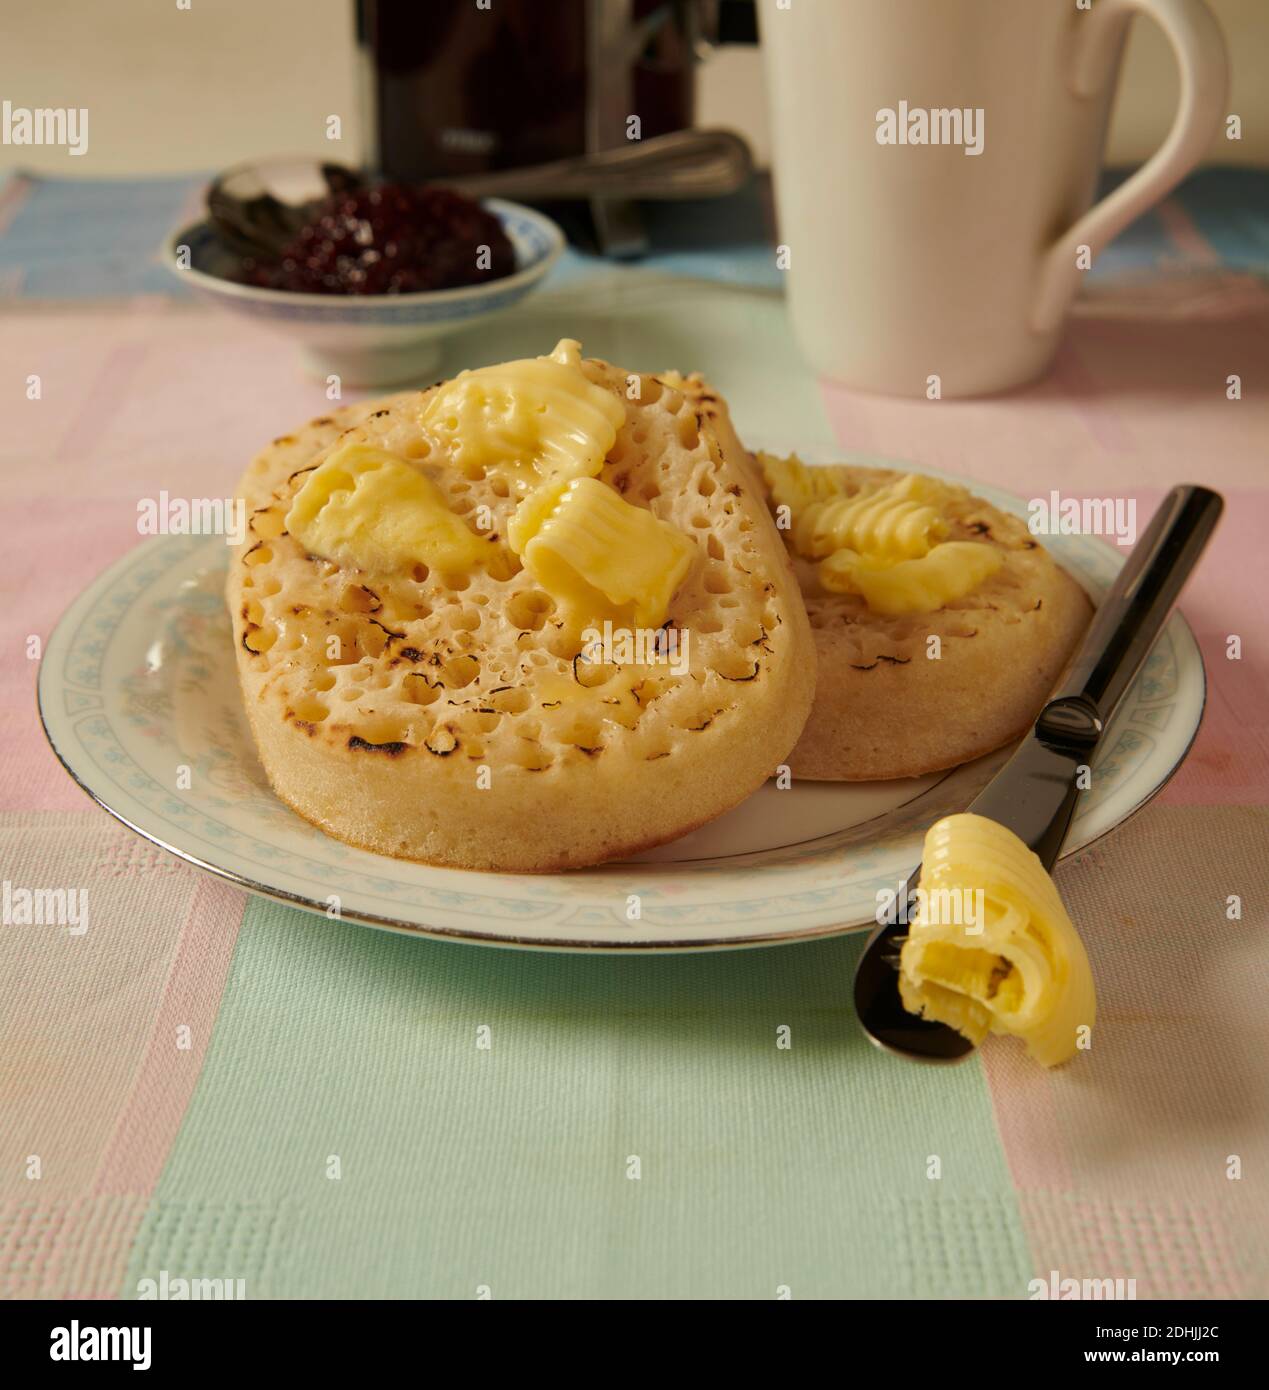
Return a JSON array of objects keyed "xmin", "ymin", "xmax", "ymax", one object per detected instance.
[
  {"xmin": 206, "ymin": 130, "xmax": 753, "ymax": 262},
  {"xmin": 206, "ymin": 158, "xmax": 359, "ymax": 261},
  {"xmin": 854, "ymin": 484, "xmax": 1224, "ymax": 1063},
  {"xmin": 445, "ymin": 128, "xmax": 752, "ymax": 202}
]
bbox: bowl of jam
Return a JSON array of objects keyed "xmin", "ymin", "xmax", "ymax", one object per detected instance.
[{"xmin": 163, "ymin": 173, "xmax": 565, "ymax": 386}]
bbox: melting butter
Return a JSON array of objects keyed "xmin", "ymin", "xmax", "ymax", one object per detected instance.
[
  {"xmin": 509, "ymin": 476, "xmax": 695, "ymax": 631},
  {"xmin": 759, "ymin": 451, "xmax": 852, "ymax": 513},
  {"xmin": 898, "ymin": 813, "xmax": 1097, "ymax": 1067},
  {"xmin": 286, "ymin": 443, "xmax": 493, "ymax": 575},
  {"xmin": 796, "ymin": 473, "xmax": 949, "ymax": 561},
  {"xmin": 420, "ymin": 338, "xmax": 626, "ymax": 493},
  {"xmin": 819, "ymin": 540, "xmax": 1003, "ymax": 616},
  {"xmin": 760, "ymin": 452, "xmax": 1002, "ymax": 615}
]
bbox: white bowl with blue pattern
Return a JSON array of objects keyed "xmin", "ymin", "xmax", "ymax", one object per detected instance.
[{"xmin": 162, "ymin": 198, "xmax": 565, "ymax": 386}]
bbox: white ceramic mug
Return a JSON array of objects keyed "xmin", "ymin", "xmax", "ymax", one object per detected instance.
[{"xmin": 760, "ymin": 0, "xmax": 1229, "ymax": 397}]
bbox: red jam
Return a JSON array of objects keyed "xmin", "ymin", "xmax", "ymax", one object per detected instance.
[{"xmin": 247, "ymin": 184, "xmax": 516, "ymax": 295}]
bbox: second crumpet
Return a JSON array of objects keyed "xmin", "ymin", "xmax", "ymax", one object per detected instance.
[{"xmin": 758, "ymin": 455, "xmax": 1093, "ymax": 781}]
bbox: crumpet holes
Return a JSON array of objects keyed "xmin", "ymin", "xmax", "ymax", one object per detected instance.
[
  {"xmin": 510, "ymin": 742, "xmax": 553, "ymax": 772},
  {"xmin": 490, "ymin": 687, "xmax": 531, "ymax": 714},
  {"xmin": 292, "ymin": 695, "xmax": 330, "ymax": 723},
  {"xmin": 507, "ymin": 591, "xmax": 553, "ymax": 631},
  {"xmin": 339, "ymin": 584, "xmax": 380, "ymax": 614},
  {"xmin": 632, "ymin": 676, "xmax": 671, "ymax": 704},
  {"xmin": 673, "ymin": 703, "xmax": 717, "ymax": 733},
  {"xmin": 560, "ymin": 719, "xmax": 603, "ymax": 751},
  {"xmin": 446, "ymin": 607, "xmax": 482, "ymax": 633},
  {"xmin": 711, "ymin": 651, "xmax": 760, "ymax": 681},
  {"xmin": 361, "ymin": 625, "xmax": 393, "ymax": 659},
  {"xmin": 425, "ymin": 722, "xmax": 461, "ymax": 756},
  {"xmin": 359, "ymin": 717, "xmax": 411, "ymax": 747},
  {"xmin": 442, "ymin": 655, "xmax": 480, "ymax": 688},
  {"xmin": 402, "ymin": 673, "xmax": 440, "ymax": 706},
  {"xmin": 251, "ymin": 508, "xmax": 286, "ymax": 540},
  {"xmin": 328, "ymin": 630, "xmax": 364, "ymax": 664},
  {"xmin": 484, "ymin": 548, "xmax": 522, "ymax": 582}
]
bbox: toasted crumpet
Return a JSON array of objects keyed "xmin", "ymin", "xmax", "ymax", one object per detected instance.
[
  {"xmin": 764, "ymin": 463, "xmax": 1092, "ymax": 781},
  {"xmin": 228, "ymin": 359, "xmax": 816, "ymax": 871}
]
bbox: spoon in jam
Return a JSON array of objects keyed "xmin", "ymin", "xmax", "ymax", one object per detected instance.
[
  {"xmin": 208, "ymin": 130, "xmax": 753, "ymax": 263},
  {"xmin": 854, "ymin": 484, "xmax": 1223, "ymax": 1063}
]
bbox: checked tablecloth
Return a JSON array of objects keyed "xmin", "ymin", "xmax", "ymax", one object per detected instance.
[{"xmin": 1, "ymin": 170, "xmax": 1266, "ymax": 1299}]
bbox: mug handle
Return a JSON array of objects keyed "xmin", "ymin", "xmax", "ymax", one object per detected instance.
[{"xmin": 1031, "ymin": 0, "xmax": 1229, "ymax": 333}]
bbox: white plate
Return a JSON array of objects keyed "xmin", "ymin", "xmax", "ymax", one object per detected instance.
[{"xmin": 38, "ymin": 458, "xmax": 1206, "ymax": 951}]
